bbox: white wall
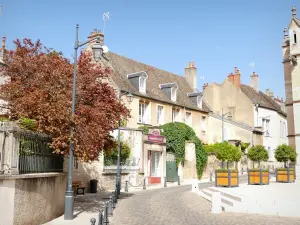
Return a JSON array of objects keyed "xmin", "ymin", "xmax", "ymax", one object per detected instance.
[{"xmin": 254, "ymin": 107, "xmax": 288, "ymax": 162}]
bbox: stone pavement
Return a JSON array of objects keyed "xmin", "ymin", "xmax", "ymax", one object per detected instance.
[{"xmin": 111, "ymin": 185, "xmax": 300, "ymax": 225}]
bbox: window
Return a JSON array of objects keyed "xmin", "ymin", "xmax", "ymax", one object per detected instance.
[
  {"xmin": 73, "ymin": 159, "xmax": 78, "ymax": 169},
  {"xmin": 172, "ymin": 108, "xmax": 180, "ymax": 122},
  {"xmin": 139, "ymin": 76, "xmax": 146, "ymax": 93},
  {"xmin": 201, "ymin": 116, "xmax": 206, "ymax": 133},
  {"xmin": 294, "ymin": 32, "xmax": 297, "ymax": 44},
  {"xmin": 139, "ymin": 101, "xmax": 149, "ymax": 123},
  {"xmin": 262, "ymin": 118, "xmax": 270, "ymax": 136},
  {"xmin": 171, "ymin": 87, "xmax": 177, "ymax": 102},
  {"xmin": 185, "ymin": 112, "xmax": 192, "ymax": 126},
  {"xmin": 197, "ymin": 96, "xmax": 203, "ymax": 109},
  {"xmin": 157, "ymin": 105, "xmax": 164, "ymax": 125}
]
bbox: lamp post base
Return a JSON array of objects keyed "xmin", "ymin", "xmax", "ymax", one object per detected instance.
[{"xmin": 64, "ymin": 190, "xmax": 74, "ymax": 220}]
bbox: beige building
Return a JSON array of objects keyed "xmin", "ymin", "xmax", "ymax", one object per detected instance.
[
  {"xmin": 0, "ymin": 36, "xmax": 8, "ymax": 116},
  {"xmin": 282, "ymin": 7, "xmax": 300, "ymax": 173},
  {"xmin": 203, "ymin": 67, "xmax": 288, "ymax": 165}
]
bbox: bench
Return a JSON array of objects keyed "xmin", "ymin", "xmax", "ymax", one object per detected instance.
[{"xmin": 72, "ymin": 181, "xmax": 88, "ymax": 195}]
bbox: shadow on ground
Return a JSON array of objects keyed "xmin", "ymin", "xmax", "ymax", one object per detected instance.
[{"xmin": 74, "ymin": 192, "xmax": 135, "ymax": 217}]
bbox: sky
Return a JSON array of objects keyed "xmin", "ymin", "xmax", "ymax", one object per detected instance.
[{"xmin": 1, "ymin": 0, "xmax": 299, "ymax": 99}]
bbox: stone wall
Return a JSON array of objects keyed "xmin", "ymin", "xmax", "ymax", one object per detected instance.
[{"xmin": 0, "ymin": 173, "xmax": 67, "ymax": 225}]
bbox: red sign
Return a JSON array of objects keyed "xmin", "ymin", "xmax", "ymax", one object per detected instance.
[{"xmin": 148, "ymin": 134, "xmax": 164, "ymax": 143}]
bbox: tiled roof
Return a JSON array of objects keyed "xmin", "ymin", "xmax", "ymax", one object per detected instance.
[
  {"xmin": 104, "ymin": 52, "xmax": 210, "ymax": 112},
  {"xmin": 294, "ymin": 18, "xmax": 300, "ymax": 26},
  {"xmin": 240, "ymin": 84, "xmax": 286, "ymax": 116}
]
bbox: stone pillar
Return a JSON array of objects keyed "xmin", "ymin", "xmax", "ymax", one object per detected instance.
[{"xmin": 183, "ymin": 141, "xmax": 197, "ymax": 182}]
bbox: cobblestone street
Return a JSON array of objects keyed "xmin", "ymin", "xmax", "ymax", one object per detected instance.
[{"xmin": 111, "ymin": 185, "xmax": 300, "ymax": 225}]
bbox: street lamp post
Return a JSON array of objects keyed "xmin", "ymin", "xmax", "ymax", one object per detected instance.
[
  {"xmin": 116, "ymin": 91, "xmax": 133, "ymax": 197},
  {"xmin": 64, "ymin": 24, "xmax": 108, "ymax": 220}
]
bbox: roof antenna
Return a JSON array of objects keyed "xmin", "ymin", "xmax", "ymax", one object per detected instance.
[
  {"xmin": 102, "ymin": 12, "xmax": 110, "ymax": 35},
  {"xmin": 0, "ymin": 5, "xmax": 3, "ymax": 16},
  {"xmin": 249, "ymin": 62, "xmax": 255, "ymax": 73}
]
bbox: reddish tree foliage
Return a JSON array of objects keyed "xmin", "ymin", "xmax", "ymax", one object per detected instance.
[{"xmin": 0, "ymin": 38, "xmax": 130, "ymax": 161}]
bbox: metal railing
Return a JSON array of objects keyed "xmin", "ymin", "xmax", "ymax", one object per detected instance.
[{"xmin": 15, "ymin": 129, "xmax": 64, "ymax": 174}]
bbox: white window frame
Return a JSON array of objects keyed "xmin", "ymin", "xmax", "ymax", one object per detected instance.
[
  {"xmin": 201, "ymin": 116, "xmax": 206, "ymax": 133},
  {"xmin": 139, "ymin": 76, "xmax": 147, "ymax": 93},
  {"xmin": 262, "ymin": 118, "xmax": 270, "ymax": 136},
  {"xmin": 185, "ymin": 112, "xmax": 192, "ymax": 126},
  {"xmin": 197, "ymin": 96, "xmax": 203, "ymax": 109},
  {"xmin": 172, "ymin": 108, "xmax": 180, "ymax": 122},
  {"xmin": 171, "ymin": 87, "xmax": 177, "ymax": 102},
  {"xmin": 139, "ymin": 101, "xmax": 150, "ymax": 124},
  {"xmin": 157, "ymin": 105, "xmax": 164, "ymax": 125}
]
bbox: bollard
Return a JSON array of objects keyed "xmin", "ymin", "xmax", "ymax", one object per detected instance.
[
  {"xmin": 178, "ymin": 176, "xmax": 180, "ymax": 185},
  {"xmin": 116, "ymin": 184, "xmax": 120, "ymax": 199},
  {"xmin": 108, "ymin": 196, "xmax": 113, "ymax": 216},
  {"xmin": 90, "ymin": 218, "xmax": 96, "ymax": 225},
  {"xmin": 111, "ymin": 193, "xmax": 116, "ymax": 209},
  {"xmin": 98, "ymin": 208, "xmax": 103, "ymax": 225},
  {"xmin": 143, "ymin": 178, "xmax": 146, "ymax": 190},
  {"xmin": 114, "ymin": 189, "xmax": 118, "ymax": 203},
  {"xmin": 125, "ymin": 181, "xmax": 128, "ymax": 192},
  {"xmin": 164, "ymin": 177, "xmax": 167, "ymax": 187},
  {"xmin": 241, "ymin": 167, "xmax": 244, "ymax": 174},
  {"xmin": 210, "ymin": 172, "xmax": 212, "ymax": 181},
  {"xmin": 103, "ymin": 202, "xmax": 109, "ymax": 224},
  {"xmin": 211, "ymin": 192, "xmax": 222, "ymax": 214}
]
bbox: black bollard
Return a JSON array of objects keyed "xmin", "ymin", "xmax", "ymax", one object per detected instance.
[
  {"xmin": 111, "ymin": 193, "xmax": 116, "ymax": 209},
  {"xmin": 210, "ymin": 172, "xmax": 212, "ymax": 181},
  {"xmin": 90, "ymin": 218, "xmax": 96, "ymax": 225},
  {"xmin": 164, "ymin": 177, "xmax": 167, "ymax": 187},
  {"xmin": 125, "ymin": 181, "xmax": 128, "ymax": 192},
  {"xmin": 98, "ymin": 208, "xmax": 103, "ymax": 225},
  {"xmin": 143, "ymin": 178, "xmax": 146, "ymax": 190},
  {"xmin": 178, "ymin": 176, "xmax": 180, "ymax": 185},
  {"xmin": 115, "ymin": 189, "xmax": 118, "ymax": 203},
  {"xmin": 108, "ymin": 196, "xmax": 113, "ymax": 216},
  {"xmin": 103, "ymin": 202, "xmax": 109, "ymax": 224}
]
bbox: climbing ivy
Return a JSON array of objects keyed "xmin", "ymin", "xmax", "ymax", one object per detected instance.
[
  {"xmin": 138, "ymin": 125, "xmax": 150, "ymax": 134},
  {"xmin": 160, "ymin": 122, "xmax": 207, "ymax": 178}
]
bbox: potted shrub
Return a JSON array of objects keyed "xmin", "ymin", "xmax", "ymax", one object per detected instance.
[
  {"xmin": 215, "ymin": 142, "xmax": 241, "ymax": 187},
  {"xmin": 247, "ymin": 145, "xmax": 269, "ymax": 185},
  {"xmin": 275, "ymin": 144, "xmax": 297, "ymax": 183}
]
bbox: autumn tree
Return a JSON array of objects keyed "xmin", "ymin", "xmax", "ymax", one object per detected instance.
[{"xmin": 0, "ymin": 38, "xmax": 130, "ymax": 161}]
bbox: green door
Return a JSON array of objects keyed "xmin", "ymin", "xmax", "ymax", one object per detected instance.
[{"xmin": 166, "ymin": 161, "xmax": 178, "ymax": 182}]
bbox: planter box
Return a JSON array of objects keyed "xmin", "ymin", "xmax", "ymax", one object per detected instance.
[
  {"xmin": 215, "ymin": 170, "xmax": 239, "ymax": 187},
  {"xmin": 248, "ymin": 169, "xmax": 269, "ymax": 185},
  {"xmin": 276, "ymin": 168, "xmax": 295, "ymax": 183}
]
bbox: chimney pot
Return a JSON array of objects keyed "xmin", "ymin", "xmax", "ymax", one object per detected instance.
[
  {"xmin": 1, "ymin": 37, "xmax": 6, "ymax": 49},
  {"xmin": 292, "ymin": 6, "xmax": 297, "ymax": 18}
]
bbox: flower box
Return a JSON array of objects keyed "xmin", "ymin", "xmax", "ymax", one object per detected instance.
[
  {"xmin": 276, "ymin": 168, "xmax": 295, "ymax": 183},
  {"xmin": 215, "ymin": 169, "xmax": 239, "ymax": 187},
  {"xmin": 248, "ymin": 169, "xmax": 269, "ymax": 185}
]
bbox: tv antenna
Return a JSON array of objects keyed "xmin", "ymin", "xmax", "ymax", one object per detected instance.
[
  {"xmin": 249, "ymin": 62, "xmax": 255, "ymax": 73},
  {"xmin": 102, "ymin": 12, "xmax": 110, "ymax": 35}
]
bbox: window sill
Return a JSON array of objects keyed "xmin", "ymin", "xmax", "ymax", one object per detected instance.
[{"xmin": 137, "ymin": 122, "xmax": 152, "ymax": 126}]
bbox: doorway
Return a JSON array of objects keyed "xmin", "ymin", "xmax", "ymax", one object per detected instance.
[{"xmin": 148, "ymin": 150, "xmax": 161, "ymax": 184}]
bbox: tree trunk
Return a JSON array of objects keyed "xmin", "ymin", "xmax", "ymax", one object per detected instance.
[
  {"xmin": 259, "ymin": 161, "xmax": 261, "ymax": 168},
  {"xmin": 227, "ymin": 161, "xmax": 229, "ymax": 169}
]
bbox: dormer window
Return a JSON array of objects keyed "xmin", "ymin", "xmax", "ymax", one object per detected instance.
[
  {"xmin": 171, "ymin": 87, "xmax": 177, "ymax": 102},
  {"xmin": 159, "ymin": 83, "xmax": 178, "ymax": 102},
  {"xmin": 127, "ymin": 71, "xmax": 148, "ymax": 94},
  {"xmin": 139, "ymin": 76, "xmax": 146, "ymax": 93},
  {"xmin": 197, "ymin": 96, "xmax": 203, "ymax": 109}
]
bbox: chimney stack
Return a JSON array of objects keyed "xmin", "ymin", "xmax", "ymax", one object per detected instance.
[
  {"xmin": 88, "ymin": 29, "xmax": 104, "ymax": 44},
  {"xmin": 227, "ymin": 67, "xmax": 241, "ymax": 88},
  {"xmin": 1, "ymin": 37, "xmax": 6, "ymax": 50},
  {"xmin": 202, "ymin": 83, "xmax": 208, "ymax": 91},
  {"xmin": 250, "ymin": 72, "xmax": 259, "ymax": 92},
  {"xmin": 184, "ymin": 61, "xmax": 197, "ymax": 91}
]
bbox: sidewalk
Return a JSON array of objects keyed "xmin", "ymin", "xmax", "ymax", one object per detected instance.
[{"xmin": 44, "ymin": 177, "xmax": 213, "ymax": 225}]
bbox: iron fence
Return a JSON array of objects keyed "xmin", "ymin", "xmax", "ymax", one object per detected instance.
[{"xmin": 15, "ymin": 130, "xmax": 64, "ymax": 174}]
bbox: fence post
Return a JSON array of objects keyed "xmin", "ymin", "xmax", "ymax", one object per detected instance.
[
  {"xmin": 111, "ymin": 192, "xmax": 116, "ymax": 209},
  {"xmin": 103, "ymin": 202, "xmax": 109, "ymax": 224},
  {"xmin": 178, "ymin": 176, "xmax": 180, "ymax": 185},
  {"xmin": 210, "ymin": 171, "xmax": 212, "ymax": 181},
  {"xmin": 114, "ymin": 189, "xmax": 118, "ymax": 204},
  {"xmin": 98, "ymin": 207, "xmax": 103, "ymax": 225},
  {"xmin": 164, "ymin": 177, "xmax": 167, "ymax": 187},
  {"xmin": 108, "ymin": 196, "xmax": 113, "ymax": 216},
  {"xmin": 125, "ymin": 181, "xmax": 128, "ymax": 192},
  {"xmin": 143, "ymin": 178, "xmax": 146, "ymax": 190}
]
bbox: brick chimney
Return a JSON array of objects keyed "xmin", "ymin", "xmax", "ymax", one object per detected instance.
[
  {"xmin": 88, "ymin": 29, "xmax": 104, "ymax": 44},
  {"xmin": 185, "ymin": 61, "xmax": 197, "ymax": 91},
  {"xmin": 227, "ymin": 67, "xmax": 241, "ymax": 88},
  {"xmin": 202, "ymin": 83, "xmax": 208, "ymax": 91},
  {"xmin": 250, "ymin": 72, "xmax": 259, "ymax": 92}
]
